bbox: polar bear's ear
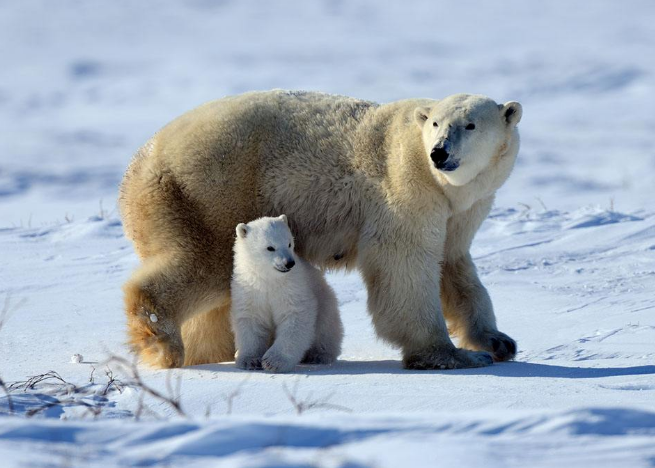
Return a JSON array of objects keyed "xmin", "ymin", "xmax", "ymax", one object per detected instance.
[
  {"xmin": 279, "ymin": 214, "xmax": 288, "ymax": 225},
  {"xmin": 236, "ymin": 223, "xmax": 249, "ymax": 239},
  {"xmin": 500, "ymin": 101, "xmax": 523, "ymax": 128},
  {"xmin": 414, "ymin": 107, "xmax": 431, "ymax": 127}
]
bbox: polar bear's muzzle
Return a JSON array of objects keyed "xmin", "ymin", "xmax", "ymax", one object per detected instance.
[{"xmin": 430, "ymin": 146, "xmax": 460, "ymax": 172}]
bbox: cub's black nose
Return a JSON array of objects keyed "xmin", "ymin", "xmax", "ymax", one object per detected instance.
[
  {"xmin": 285, "ymin": 260, "xmax": 295, "ymax": 270},
  {"xmin": 430, "ymin": 147, "xmax": 450, "ymax": 169}
]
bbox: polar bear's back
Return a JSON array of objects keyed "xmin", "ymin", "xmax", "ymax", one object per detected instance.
[
  {"xmin": 122, "ymin": 90, "xmax": 378, "ymax": 263},
  {"xmin": 156, "ymin": 89, "xmax": 376, "ymax": 167}
]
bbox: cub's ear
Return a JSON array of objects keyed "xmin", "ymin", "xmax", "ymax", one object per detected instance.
[
  {"xmin": 278, "ymin": 214, "xmax": 288, "ymax": 225},
  {"xmin": 236, "ymin": 223, "xmax": 249, "ymax": 239},
  {"xmin": 414, "ymin": 107, "xmax": 431, "ymax": 127},
  {"xmin": 500, "ymin": 101, "xmax": 522, "ymax": 128}
]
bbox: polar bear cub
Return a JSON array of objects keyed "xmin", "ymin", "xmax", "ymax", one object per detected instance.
[{"xmin": 230, "ymin": 215, "xmax": 344, "ymax": 372}]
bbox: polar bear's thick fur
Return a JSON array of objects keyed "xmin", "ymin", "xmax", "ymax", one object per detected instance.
[
  {"xmin": 120, "ymin": 90, "xmax": 522, "ymax": 369},
  {"xmin": 230, "ymin": 215, "xmax": 343, "ymax": 373}
]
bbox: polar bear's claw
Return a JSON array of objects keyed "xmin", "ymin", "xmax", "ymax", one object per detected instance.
[
  {"xmin": 489, "ymin": 334, "xmax": 517, "ymax": 362},
  {"xmin": 236, "ymin": 356, "xmax": 263, "ymax": 370},
  {"xmin": 262, "ymin": 349, "xmax": 296, "ymax": 373},
  {"xmin": 403, "ymin": 346, "xmax": 494, "ymax": 370},
  {"xmin": 460, "ymin": 329, "xmax": 517, "ymax": 362},
  {"xmin": 301, "ymin": 348, "xmax": 337, "ymax": 365}
]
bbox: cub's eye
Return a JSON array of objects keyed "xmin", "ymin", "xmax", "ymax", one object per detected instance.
[
  {"xmin": 288, "ymin": 243, "xmax": 291, "ymax": 248},
  {"xmin": 432, "ymin": 121, "xmax": 438, "ymax": 127},
  {"xmin": 465, "ymin": 123, "xmax": 476, "ymax": 130},
  {"xmin": 267, "ymin": 246, "xmax": 275, "ymax": 252}
]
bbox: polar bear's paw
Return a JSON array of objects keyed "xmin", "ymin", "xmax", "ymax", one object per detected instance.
[
  {"xmin": 236, "ymin": 355, "xmax": 263, "ymax": 370},
  {"xmin": 301, "ymin": 347, "xmax": 337, "ymax": 365},
  {"xmin": 141, "ymin": 338, "xmax": 185, "ymax": 369},
  {"xmin": 127, "ymin": 314, "xmax": 184, "ymax": 369},
  {"xmin": 462, "ymin": 330, "xmax": 517, "ymax": 362},
  {"xmin": 489, "ymin": 332, "xmax": 517, "ymax": 362},
  {"xmin": 262, "ymin": 349, "xmax": 297, "ymax": 373},
  {"xmin": 403, "ymin": 346, "xmax": 493, "ymax": 370}
]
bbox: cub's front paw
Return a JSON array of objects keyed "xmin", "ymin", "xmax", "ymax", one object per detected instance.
[
  {"xmin": 301, "ymin": 347, "xmax": 337, "ymax": 365},
  {"xmin": 236, "ymin": 355, "xmax": 263, "ymax": 370},
  {"xmin": 262, "ymin": 349, "xmax": 297, "ymax": 373},
  {"xmin": 403, "ymin": 345, "xmax": 493, "ymax": 370}
]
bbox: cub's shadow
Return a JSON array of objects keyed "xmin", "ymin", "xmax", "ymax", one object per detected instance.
[{"xmin": 191, "ymin": 360, "xmax": 655, "ymax": 379}]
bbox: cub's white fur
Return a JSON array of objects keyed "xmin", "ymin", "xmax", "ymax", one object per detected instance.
[{"xmin": 230, "ymin": 215, "xmax": 343, "ymax": 373}]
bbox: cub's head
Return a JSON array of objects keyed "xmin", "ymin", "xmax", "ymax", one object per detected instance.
[
  {"xmin": 414, "ymin": 94, "xmax": 522, "ymax": 186},
  {"xmin": 235, "ymin": 215, "xmax": 296, "ymax": 274}
]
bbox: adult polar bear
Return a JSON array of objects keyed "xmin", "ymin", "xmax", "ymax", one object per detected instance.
[{"xmin": 120, "ymin": 90, "xmax": 522, "ymax": 370}]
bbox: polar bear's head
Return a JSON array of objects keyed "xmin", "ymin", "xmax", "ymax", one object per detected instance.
[
  {"xmin": 234, "ymin": 215, "xmax": 296, "ymax": 275},
  {"xmin": 414, "ymin": 94, "xmax": 522, "ymax": 186}
]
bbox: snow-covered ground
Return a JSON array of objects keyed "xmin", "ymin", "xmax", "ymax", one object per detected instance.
[{"xmin": 1, "ymin": 1, "xmax": 654, "ymax": 466}]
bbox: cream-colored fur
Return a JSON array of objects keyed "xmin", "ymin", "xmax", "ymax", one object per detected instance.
[
  {"xmin": 231, "ymin": 215, "xmax": 343, "ymax": 373},
  {"xmin": 119, "ymin": 90, "xmax": 521, "ymax": 369}
]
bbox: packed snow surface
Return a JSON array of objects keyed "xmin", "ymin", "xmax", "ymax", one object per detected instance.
[{"xmin": 1, "ymin": 1, "xmax": 654, "ymax": 466}]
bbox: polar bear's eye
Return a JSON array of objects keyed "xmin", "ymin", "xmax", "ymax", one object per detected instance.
[
  {"xmin": 267, "ymin": 246, "xmax": 275, "ymax": 252},
  {"xmin": 466, "ymin": 123, "xmax": 476, "ymax": 130},
  {"xmin": 432, "ymin": 121, "xmax": 438, "ymax": 127},
  {"xmin": 288, "ymin": 243, "xmax": 291, "ymax": 248}
]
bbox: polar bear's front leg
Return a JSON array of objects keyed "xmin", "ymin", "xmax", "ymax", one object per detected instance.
[
  {"xmin": 441, "ymin": 197, "xmax": 517, "ymax": 362},
  {"xmin": 359, "ymin": 241, "xmax": 493, "ymax": 370},
  {"xmin": 441, "ymin": 254, "xmax": 517, "ymax": 362}
]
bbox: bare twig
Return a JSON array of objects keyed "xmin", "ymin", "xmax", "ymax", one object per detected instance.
[
  {"xmin": 105, "ymin": 355, "xmax": 186, "ymax": 418},
  {"xmin": 1, "ymin": 294, "xmax": 26, "ymax": 329},
  {"xmin": 517, "ymin": 202, "xmax": 531, "ymax": 217},
  {"xmin": 102, "ymin": 368, "xmax": 124, "ymax": 396},
  {"xmin": 0, "ymin": 377, "xmax": 13, "ymax": 415},
  {"xmin": 134, "ymin": 391, "xmax": 145, "ymax": 421},
  {"xmin": 5, "ymin": 364, "xmax": 124, "ymax": 418},
  {"xmin": 224, "ymin": 375, "xmax": 251, "ymax": 415},
  {"xmin": 282, "ymin": 378, "xmax": 351, "ymax": 415},
  {"xmin": 0, "ymin": 294, "xmax": 19, "ymax": 415},
  {"xmin": 8, "ymin": 370, "xmax": 71, "ymax": 392}
]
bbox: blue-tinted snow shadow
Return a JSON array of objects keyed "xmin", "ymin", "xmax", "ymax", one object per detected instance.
[
  {"xmin": 0, "ymin": 408, "xmax": 652, "ymax": 466},
  {"xmin": 0, "ymin": 393, "xmax": 132, "ymax": 419},
  {"xmin": 454, "ymin": 361, "xmax": 655, "ymax": 379},
  {"xmin": 191, "ymin": 360, "xmax": 655, "ymax": 379}
]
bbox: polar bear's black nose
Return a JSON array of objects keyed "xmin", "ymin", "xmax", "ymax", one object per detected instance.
[
  {"xmin": 430, "ymin": 147, "xmax": 450, "ymax": 169},
  {"xmin": 285, "ymin": 259, "xmax": 295, "ymax": 270}
]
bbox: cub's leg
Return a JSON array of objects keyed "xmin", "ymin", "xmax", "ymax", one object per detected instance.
[
  {"xmin": 441, "ymin": 198, "xmax": 517, "ymax": 362},
  {"xmin": 359, "ymin": 223, "xmax": 493, "ymax": 370},
  {"xmin": 302, "ymin": 269, "xmax": 343, "ymax": 365},
  {"xmin": 262, "ymin": 300, "xmax": 317, "ymax": 373},
  {"xmin": 231, "ymin": 286, "xmax": 271, "ymax": 370},
  {"xmin": 232, "ymin": 318, "xmax": 271, "ymax": 370}
]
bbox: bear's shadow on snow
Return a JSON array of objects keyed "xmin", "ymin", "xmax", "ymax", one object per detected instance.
[{"xmin": 192, "ymin": 360, "xmax": 655, "ymax": 379}]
